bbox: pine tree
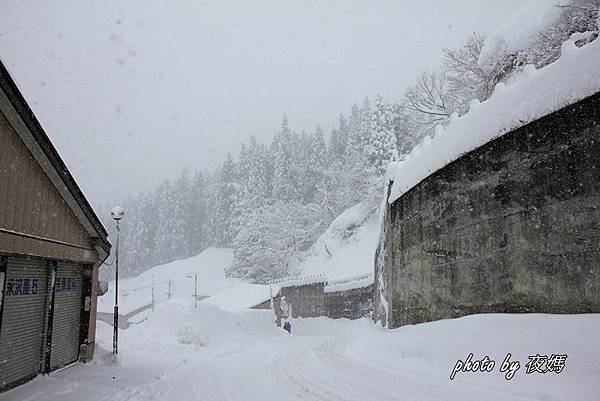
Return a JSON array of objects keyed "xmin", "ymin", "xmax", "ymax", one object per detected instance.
[
  {"xmin": 247, "ymin": 136, "xmax": 269, "ymax": 205},
  {"xmin": 153, "ymin": 180, "xmax": 176, "ymax": 264},
  {"xmin": 272, "ymin": 116, "xmax": 300, "ymax": 202},
  {"xmin": 367, "ymin": 96, "xmax": 398, "ymax": 174},
  {"xmin": 212, "ymin": 154, "xmax": 239, "ymax": 246},
  {"xmin": 189, "ymin": 170, "xmax": 209, "ymax": 254},
  {"xmin": 346, "ymin": 103, "xmax": 365, "ymax": 158},
  {"xmin": 302, "ymin": 126, "xmax": 328, "ymax": 203}
]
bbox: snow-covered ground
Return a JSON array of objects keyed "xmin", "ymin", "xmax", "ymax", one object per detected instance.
[{"xmin": 3, "ymin": 299, "xmax": 599, "ymax": 401}]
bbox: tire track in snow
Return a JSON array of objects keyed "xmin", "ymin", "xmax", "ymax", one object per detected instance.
[
  {"xmin": 270, "ymin": 333, "xmax": 533, "ymax": 401},
  {"xmin": 271, "ymin": 337, "xmax": 398, "ymax": 401}
]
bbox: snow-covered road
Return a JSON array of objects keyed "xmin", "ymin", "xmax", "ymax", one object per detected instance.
[{"xmin": 2, "ymin": 301, "xmax": 599, "ymax": 401}]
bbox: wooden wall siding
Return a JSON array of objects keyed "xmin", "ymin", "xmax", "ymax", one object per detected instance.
[{"xmin": 0, "ymin": 111, "xmax": 94, "ymax": 263}]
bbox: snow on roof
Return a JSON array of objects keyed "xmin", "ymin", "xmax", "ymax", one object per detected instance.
[
  {"xmin": 202, "ymin": 283, "xmax": 280, "ymax": 311},
  {"xmin": 387, "ymin": 35, "xmax": 600, "ymax": 205},
  {"xmin": 324, "ymin": 272, "xmax": 374, "ymax": 293}
]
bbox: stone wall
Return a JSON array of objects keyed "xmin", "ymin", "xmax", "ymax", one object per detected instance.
[
  {"xmin": 279, "ymin": 280, "xmax": 374, "ymax": 320},
  {"xmin": 376, "ymin": 93, "xmax": 600, "ymax": 328},
  {"xmin": 325, "ymin": 285, "xmax": 373, "ymax": 319},
  {"xmin": 280, "ymin": 282, "xmax": 325, "ymax": 318}
]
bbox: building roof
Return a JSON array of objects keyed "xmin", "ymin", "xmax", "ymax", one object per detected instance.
[
  {"xmin": 0, "ymin": 59, "xmax": 111, "ymax": 260},
  {"xmin": 202, "ymin": 283, "xmax": 280, "ymax": 311}
]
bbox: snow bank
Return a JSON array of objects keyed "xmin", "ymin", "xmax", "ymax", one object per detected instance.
[
  {"xmin": 291, "ymin": 313, "xmax": 600, "ymax": 401},
  {"xmin": 296, "ymin": 202, "xmax": 379, "ymax": 281},
  {"xmin": 121, "ymin": 300, "xmax": 277, "ymax": 351},
  {"xmin": 388, "ymin": 34, "xmax": 600, "ymax": 204},
  {"xmin": 98, "ymin": 247, "xmax": 235, "ymax": 314}
]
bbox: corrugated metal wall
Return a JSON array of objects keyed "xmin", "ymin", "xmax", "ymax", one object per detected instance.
[
  {"xmin": 0, "ymin": 257, "xmax": 49, "ymax": 390},
  {"xmin": 49, "ymin": 261, "xmax": 82, "ymax": 370},
  {"xmin": 0, "ymin": 256, "xmax": 89, "ymax": 392}
]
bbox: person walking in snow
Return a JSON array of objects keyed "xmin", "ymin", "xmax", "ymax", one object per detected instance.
[{"xmin": 280, "ymin": 296, "xmax": 292, "ymax": 333}]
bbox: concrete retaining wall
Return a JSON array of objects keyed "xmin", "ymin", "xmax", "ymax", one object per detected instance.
[
  {"xmin": 325, "ymin": 285, "xmax": 373, "ymax": 319},
  {"xmin": 279, "ymin": 280, "xmax": 374, "ymax": 320},
  {"xmin": 280, "ymin": 282, "xmax": 325, "ymax": 318},
  {"xmin": 375, "ymin": 92, "xmax": 600, "ymax": 328}
]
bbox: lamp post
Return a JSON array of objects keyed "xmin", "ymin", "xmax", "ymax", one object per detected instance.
[{"xmin": 110, "ymin": 206, "xmax": 124, "ymax": 356}]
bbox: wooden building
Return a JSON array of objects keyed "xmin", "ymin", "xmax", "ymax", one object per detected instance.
[{"xmin": 0, "ymin": 60, "xmax": 111, "ymax": 392}]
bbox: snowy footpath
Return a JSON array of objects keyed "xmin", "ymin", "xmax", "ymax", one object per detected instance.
[{"xmin": 2, "ymin": 300, "xmax": 599, "ymax": 401}]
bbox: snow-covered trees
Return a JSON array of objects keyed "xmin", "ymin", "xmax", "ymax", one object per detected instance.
[
  {"xmin": 229, "ymin": 202, "xmax": 322, "ymax": 282},
  {"xmin": 212, "ymin": 154, "xmax": 239, "ymax": 247},
  {"xmin": 443, "ymin": 32, "xmax": 490, "ymax": 109},
  {"xmin": 104, "ymin": 3, "xmax": 600, "ymax": 280},
  {"xmin": 368, "ymin": 96, "xmax": 398, "ymax": 174},
  {"xmin": 272, "ymin": 116, "xmax": 301, "ymax": 203}
]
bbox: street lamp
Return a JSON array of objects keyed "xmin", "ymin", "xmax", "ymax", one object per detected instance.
[{"xmin": 110, "ymin": 206, "xmax": 124, "ymax": 356}]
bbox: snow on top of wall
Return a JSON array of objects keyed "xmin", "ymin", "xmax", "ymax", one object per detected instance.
[
  {"xmin": 478, "ymin": 0, "xmax": 563, "ymax": 68},
  {"xmin": 387, "ymin": 35, "xmax": 600, "ymax": 204},
  {"xmin": 324, "ymin": 272, "xmax": 374, "ymax": 293},
  {"xmin": 269, "ymin": 274, "xmax": 327, "ymax": 288}
]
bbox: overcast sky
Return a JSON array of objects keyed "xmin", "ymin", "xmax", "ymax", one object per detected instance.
[{"xmin": 0, "ymin": 0, "xmax": 524, "ymax": 206}]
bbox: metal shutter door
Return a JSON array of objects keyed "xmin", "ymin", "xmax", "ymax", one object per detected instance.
[
  {"xmin": 0, "ymin": 257, "xmax": 48, "ymax": 391},
  {"xmin": 49, "ymin": 261, "xmax": 82, "ymax": 370}
]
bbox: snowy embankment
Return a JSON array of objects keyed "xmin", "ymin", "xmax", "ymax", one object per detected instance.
[
  {"xmin": 4, "ymin": 298, "xmax": 599, "ymax": 401},
  {"xmin": 387, "ymin": 29, "xmax": 600, "ymax": 204},
  {"xmin": 296, "ymin": 201, "xmax": 379, "ymax": 281},
  {"xmin": 98, "ymin": 247, "xmax": 235, "ymax": 315}
]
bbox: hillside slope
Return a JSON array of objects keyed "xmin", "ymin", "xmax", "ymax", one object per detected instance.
[
  {"xmin": 296, "ymin": 201, "xmax": 379, "ymax": 281},
  {"xmin": 98, "ymin": 247, "xmax": 235, "ymax": 314}
]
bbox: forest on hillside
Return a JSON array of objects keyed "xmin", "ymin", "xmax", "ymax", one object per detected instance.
[{"xmin": 101, "ymin": 0, "xmax": 599, "ymax": 282}]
